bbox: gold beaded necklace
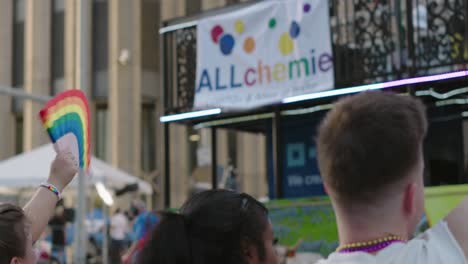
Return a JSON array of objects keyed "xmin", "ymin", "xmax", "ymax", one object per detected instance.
[{"xmin": 337, "ymin": 234, "xmax": 406, "ymax": 253}]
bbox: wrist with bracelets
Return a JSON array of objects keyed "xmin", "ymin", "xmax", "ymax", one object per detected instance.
[{"xmin": 40, "ymin": 182, "xmax": 62, "ymax": 200}]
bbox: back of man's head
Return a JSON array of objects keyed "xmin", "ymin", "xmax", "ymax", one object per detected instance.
[{"xmin": 317, "ymin": 92, "xmax": 427, "ymax": 206}]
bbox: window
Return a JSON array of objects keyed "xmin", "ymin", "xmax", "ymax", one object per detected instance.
[
  {"xmin": 12, "ymin": 0, "xmax": 25, "ymax": 113},
  {"xmin": 92, "ymin": 0, "xmax": 109, "ymax": 99},
  {"xmin": 51, "ymin": 0, "xmax": 65, "ymax": 94},
  {"xmin": 141, "ymin": 104, "xmax": 156, "ymax": 172},
  {"xmin": 141, "ymin": 0, "xmax": 160, "ymax": 98},
  {"xmin": 226, "ymin": 0, "xmax": 240, "ymax": 6},
  {"xmin": 142, "ymin": 0, "xmax": 159, "ymax": 72},
  {"xmin": 186, "ymin": 0, "xmax": 201, "ymax": 15},
  {"xmin": 228, "ymin": 131, "xmax": 237, "ymax": 166},
  {"xmin": 187, "ymin": 127, "xmax": 200, "ymax": 175},
  {"xmin": 14, "ymin": 115, "xmax": 23, "ymax": 154},
  {"xmin": 95, "ymin": 105, "xmax": 108, "ymax": 160}
]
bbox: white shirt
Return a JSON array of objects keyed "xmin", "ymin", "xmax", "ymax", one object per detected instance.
[
  {"xmin": 317, "ymin": 221, "xmax": 467, "ymax": 264},
  {"xmin": 110, "ymin": 213, "xmax": 129, "ymax": 240}
]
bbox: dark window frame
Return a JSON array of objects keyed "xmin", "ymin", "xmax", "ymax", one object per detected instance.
[
  {"xmin": 92, "ymin": 0, "xmax": 109, "ymax": 99},
  {"xmin": 141, "ymin": 102, "xmax": 157, "ymax": 172},
  {"xmin": 12, "ymin": 0, "xmax": 25, "ymax": 113},
  {"xmin": 50, "ymin": 0, "xmax": 66, "ymax": 95},
  {"xmin": 95, "ymin": 102, "xmax": 108, "ymax": 160}
]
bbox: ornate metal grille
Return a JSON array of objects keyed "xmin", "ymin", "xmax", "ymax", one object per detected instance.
[
  {"xmin": 175, "ymin": 27, "xmax": 197, "ymax": 113},
  {"xmin": 413, "ymin": 0, "xmax": 467, "ymax": 73}
]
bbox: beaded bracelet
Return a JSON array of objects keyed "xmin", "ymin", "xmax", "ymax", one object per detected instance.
[{"xmin": 40, "ymin": 183, "xmax": 62, "ymax": 200}]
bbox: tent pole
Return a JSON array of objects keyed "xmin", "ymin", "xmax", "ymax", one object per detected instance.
[{"xmin": 75, "ymin": 169, "xmax": 87, "ymax": 263}]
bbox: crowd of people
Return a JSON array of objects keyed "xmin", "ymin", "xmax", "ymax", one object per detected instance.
[{"xmin": 0, "ymin": 91, "xmax": 467, "ymax": 264}]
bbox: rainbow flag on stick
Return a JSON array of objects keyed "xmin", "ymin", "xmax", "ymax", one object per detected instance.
[{"xmin": 39, "ymin": 89, "xmax": 91, "ymax": 171}]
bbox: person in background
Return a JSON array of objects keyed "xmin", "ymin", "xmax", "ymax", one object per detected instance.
[
  {"xmin": 0, "ymin": 152, "xmax": 78, "ymax": 264},
  {"xmin": 122, "ymin": 201, "xmax": 159, "ymax": 263},
  {"xmin": 316, "ymin": 92, "xmax": 468, "ymax": 264},
  {"xmin": 138, "ymin": 189, "xmax": 279, "ymax": 264},
  {"xmin": 48, "ymin": 206, "xmax": 67, "ymax": 264},
  {"xmin": 220, "ymin": 160, "xmax": 239, "ymax": 192},
  {"xmin": 275, "ymin": 238, "xmax": 304, "ymax": 264},
  {"xmin": 110, "ymin": 208, "xmax": 129, "ymax": 263}
]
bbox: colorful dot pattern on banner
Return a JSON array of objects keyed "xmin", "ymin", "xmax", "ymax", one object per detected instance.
[
  {"xmin": 211, "ymin": 25, "xmax": 224, "ymax": 43},
  {"xmin": 279, "ymin": 32, "xmax": 294, "ymax": 55},
  {"xmin": 210, "ymin": 2, "xmax": 311, "ymax": 56},
  {"xmin": 243, "ymin": 37, "xmax": 256, "ymax": 53},
  {"xmin": 220, "ymin": 34, "xmax": 235, "ymax": 55},
  {"xmin": 235, "ymin": 20, "xmax": 245, "ymax": 34},
  {"xmin": 290, "ymin": 21, "xmax": 301, "ymax": 39},
  {"xmin": 269, "ymin": 18, "xmax": 277, "ymax": 29}
]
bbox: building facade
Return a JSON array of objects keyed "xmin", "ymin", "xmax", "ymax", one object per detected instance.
[{"xmin": 0, "ymin": 0, "xmax": 268, "ymax": 208}]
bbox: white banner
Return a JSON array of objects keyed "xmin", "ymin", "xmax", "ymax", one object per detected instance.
[{"xmin": 195, "ymin": 0, "xmax": 334, "ymax": 110}]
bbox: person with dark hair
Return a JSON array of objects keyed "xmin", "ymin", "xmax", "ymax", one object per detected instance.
[
  {"xmin": 0, "ymin": 152, "xmax": 78, "ymax": 264},
  {"xmin": 316, "ymin": 92, "xmax": 468, "ymax": 263},
  {"xmin": 139, "ymin": 189, "xmax": 279, "ymax": 264}
]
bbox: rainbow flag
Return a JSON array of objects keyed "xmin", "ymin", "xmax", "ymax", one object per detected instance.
[{"xmin": 39, "ymin": 89, "xmax": 91, "ymax": 170}]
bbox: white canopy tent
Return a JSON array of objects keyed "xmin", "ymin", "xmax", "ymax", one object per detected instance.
[{"xmin": 0, "ymin": 144, "xmax": 152, "ymax": 194}]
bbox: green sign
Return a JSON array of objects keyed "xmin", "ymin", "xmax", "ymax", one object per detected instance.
[
  {"xmin": 267, "ymin": 184, "xmax": 468, "ymax": 257},
  {"xmin": 424, "ymin": 184, "xmax": 468, "ymax": 225},
  {"xmin": 267, "ymin": 197, "xmax": 338, "ymax": 256}
]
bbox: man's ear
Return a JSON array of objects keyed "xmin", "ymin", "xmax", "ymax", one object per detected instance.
[{"xmin": 10, "ymin": 256, "xmax": 21, "ymax": 264}]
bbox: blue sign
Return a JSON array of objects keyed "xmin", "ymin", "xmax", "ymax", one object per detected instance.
[{"xmin": 267, "ymin": 117, "xmax": 326, "ymax": 198}]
